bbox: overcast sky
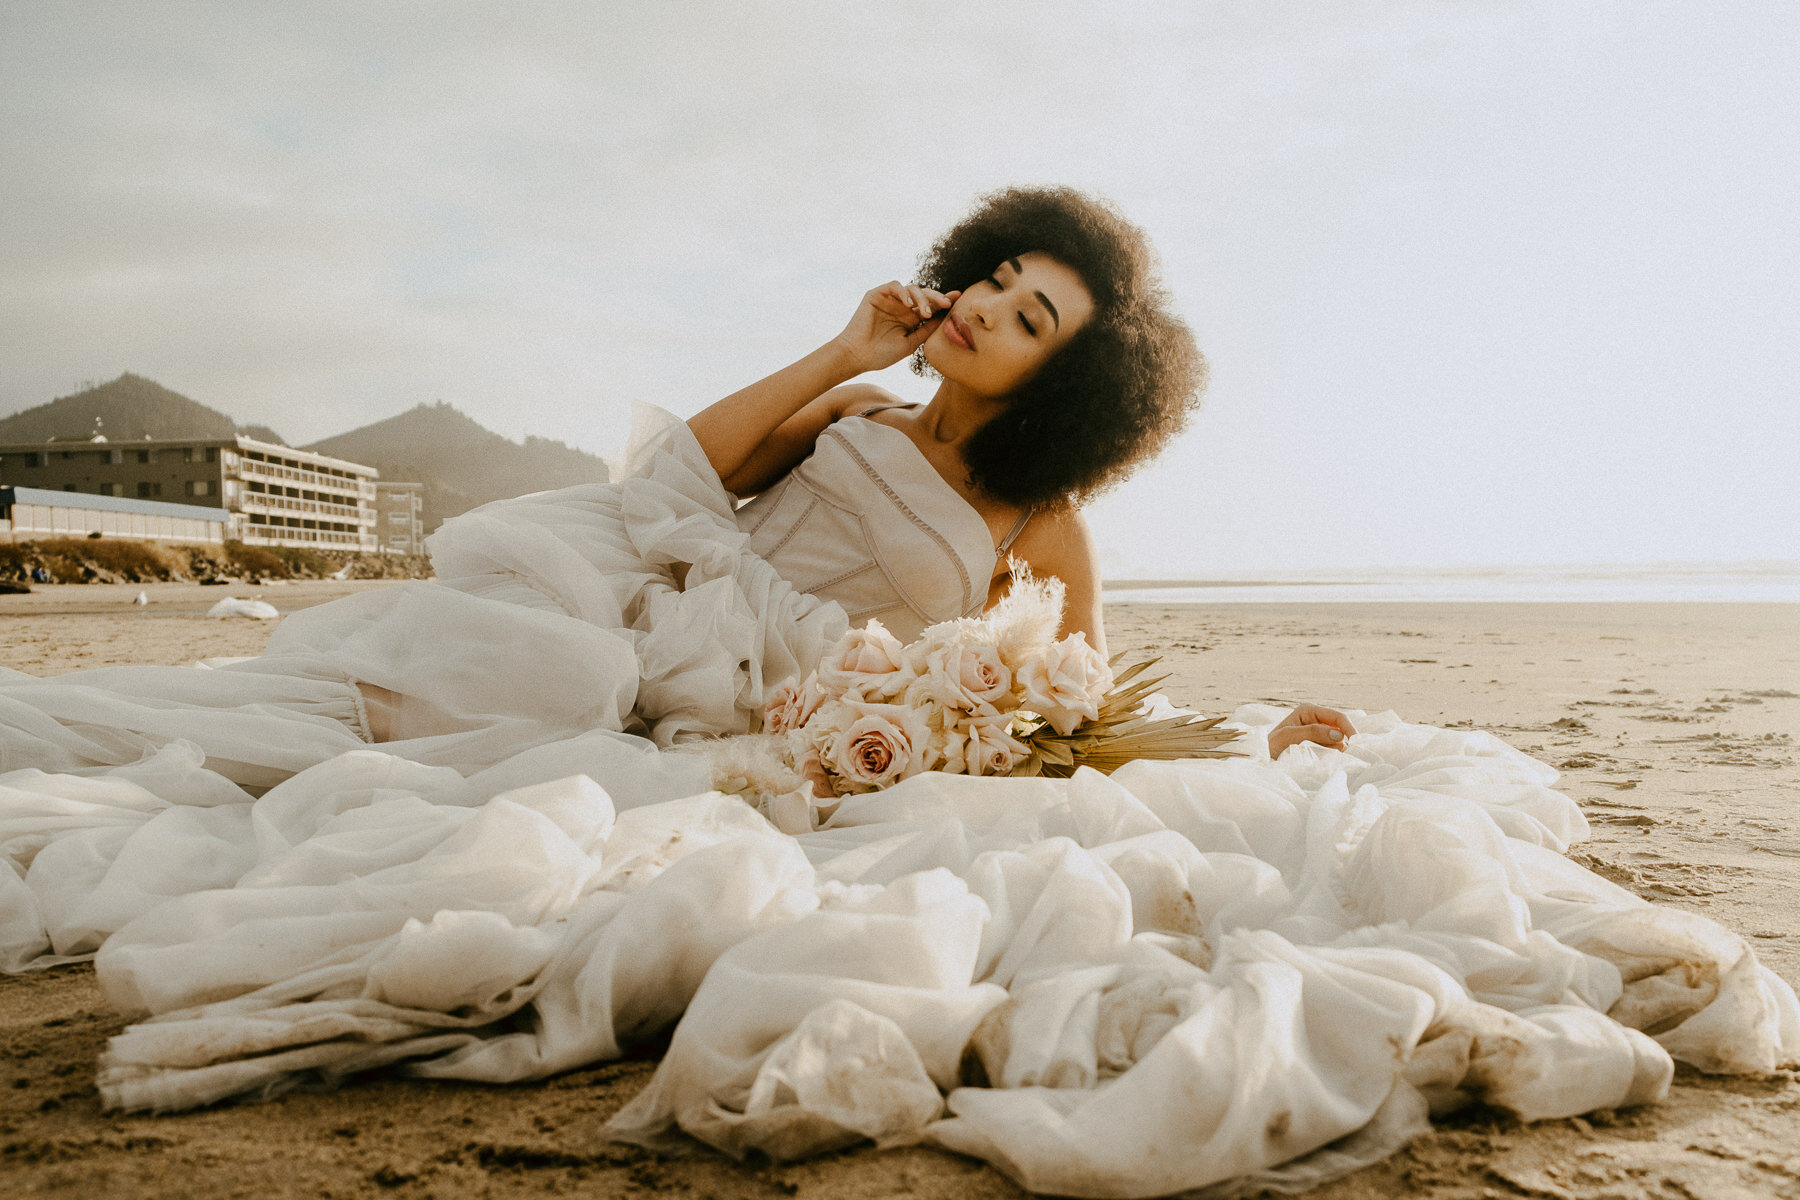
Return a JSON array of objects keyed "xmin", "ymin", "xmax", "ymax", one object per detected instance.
[{"xmin": 2, "ymin": 1, "xmax": 1795, "ymax": 575}]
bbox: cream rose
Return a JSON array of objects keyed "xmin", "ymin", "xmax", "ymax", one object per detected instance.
[
  {"xmin": 816, "ymin": 620, "xmax": 910, "ymax": 700},
  {"xmin": 905, "ymin": 635, "xmax": 1014, "ymax": 715},
  {"xmin": 1017, "ymin": 631, "xmax": 1112, "ymax": 736},
  {"xmin": 951, "ymin": 711, "xmax": 1030, "ymax": 776},
  {"xmin": 823, "ymin": 700, "xmax": 930, "ymax": 793},
  {"xmin": 762, "ymin": 673, "xmax": 825, "ymax": 735}
]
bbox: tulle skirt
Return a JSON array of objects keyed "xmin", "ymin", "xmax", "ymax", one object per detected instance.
[{"xmin": 1, "ymin": 409, "xmax": 1795, "ymax": 1199}]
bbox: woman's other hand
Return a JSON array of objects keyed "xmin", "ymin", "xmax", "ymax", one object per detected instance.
[
  {"xmin": 832, "ymin": 282, "xmax": 961, "ymax": 374},
  {"xmin": 1267, "ymin": 704, "xmax": 1357, "ymax": 758}
]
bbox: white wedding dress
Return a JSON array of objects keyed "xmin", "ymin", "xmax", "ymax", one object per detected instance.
[{"xmin": 1, "ymin": 408, "xmax": 1795, "ymax": 1199}]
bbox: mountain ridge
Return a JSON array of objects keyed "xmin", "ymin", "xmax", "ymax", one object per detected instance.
[
  {"xmin": 0, "ymin": 375, "xmax": 609, "ymax": 533},
  {"xmin": 302, "ymin": 401, "xmax": 610, "ymax": 533}
]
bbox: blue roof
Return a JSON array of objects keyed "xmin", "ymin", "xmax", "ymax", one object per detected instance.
[{"xmin": 1, "ymin": 485, "xmax": 230, "ymax": 523}]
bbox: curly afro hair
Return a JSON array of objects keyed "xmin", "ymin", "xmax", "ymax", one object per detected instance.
[{"xmin": 911, "ymin": 186, "xmax": 1207, "ymax": 509}]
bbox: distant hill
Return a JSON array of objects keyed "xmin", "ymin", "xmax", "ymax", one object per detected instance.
[
  {"xmin": 302, "ymin": 401, "xmax": 609, "ymax": 533},
  {"xmin": 0, "ymin": 375, "xmax": 609, "ymax": 535},
  {"xmin": 235, "ymin": 423, "xmax": 289, "ymax": 447},
  {"xmin": 0, "ymin": 374, "xmax": 267, "ymax": 444}
]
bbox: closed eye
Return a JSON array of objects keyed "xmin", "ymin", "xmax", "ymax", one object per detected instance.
[{"xmin": 986, "ymin": 272, "xmax": 1037, "ymax": 336}]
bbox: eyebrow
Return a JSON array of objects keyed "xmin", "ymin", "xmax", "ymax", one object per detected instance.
[{"xmin": 1003, "ymin": 257, "xmax": 1060, "ymax": 330}]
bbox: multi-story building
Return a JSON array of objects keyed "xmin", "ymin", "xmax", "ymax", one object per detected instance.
[
  {"xmin": 373, "ymin": 481, "xmax": 425, "ymax": 555},
  {"xmin": 0, "ymin": 435, "xmax": 379, "ymax": 551}
]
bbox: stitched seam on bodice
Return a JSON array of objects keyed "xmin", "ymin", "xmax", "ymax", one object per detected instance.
[
  {"xmin": 807, "ymin": 559, "xmax": 879, "ymax": 594},
  {"xmin": 762, "ymin": 492, "xmax": 818, "ymax": 561},
  {"xmin": 860, "ymin": 510, "xmax": 937, "ymax": 626},
  {"xmin": 821, "ymin": 426, "xmax": 974, "ymax": 614},
  {"xmin": 741, "ymin": 475, "xmax": 790, "ymax": 537},
  {"xmin": 846, "ymin": 599, "xmax": 911, "ymax": 623}
]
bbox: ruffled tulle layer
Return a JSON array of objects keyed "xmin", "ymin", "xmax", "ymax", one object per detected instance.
[
  {"xmin": 2, "ymin": 409, "xmax": 1796, "ymax": 1197},
  {"xmin": 42, "ymin": 711, "xmax": 1800, "ymax": 1199},
  {"xmin": 1, "ymin": 407, "xmax": 845, "ymax": 795},
  {"xmin": 1, "ymin": 406, "xmax": 846, "ymax": 968}
]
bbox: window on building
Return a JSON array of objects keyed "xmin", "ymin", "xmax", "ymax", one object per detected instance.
[
  {"xmin": 185, "ymin": 480, "xmax": 216, "ymax": 497},
  {"xmin": 136, "ymin": 450, "xmax": 153, "ymax": 464},
  {"xmin": 137, "ymin": 482, "xmax": 162, "ymax": 499},
  {"xmin": 387, "ymin": 512, "xmax": 410, "ymax": 524},
  {"xmin": 99, "ymin": 482, "xmax": 120, "ymax": 497},
  {"xmin": 63, "ymin": 483, "xmax": 77, "ymax": 492},
  {"xmin": 109, "ymin": 449, "xmax": 124, "ymax": 465},
  {"xmin": 205, "ymin": 446, "xmax": 218, "ymax": 463}
]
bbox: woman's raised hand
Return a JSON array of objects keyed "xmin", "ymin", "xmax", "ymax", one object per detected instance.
[
  {"xmin": 832, "ymin": 282, "xmax": 961, "ymax": 375},
  {"xmin": 1267, "ymin": 704, "xmax": 1358, "ymax": 758}
]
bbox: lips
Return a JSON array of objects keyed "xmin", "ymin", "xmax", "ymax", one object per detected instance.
[{"xmin": 943, "ymin": 313, "xmax": 975, "ymax": 351}]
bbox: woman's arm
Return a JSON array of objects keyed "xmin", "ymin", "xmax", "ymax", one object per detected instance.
[
  {"xmin": 687, "ymin": 281, "xmax": 958, "ymax": 496},
  {"xmin": 714, "ymin": 382, "xmax": 897, "ymax": 497},
  {"xmin": 989, "ymin": 507, "xmax": 1106, "ymax": 656}
]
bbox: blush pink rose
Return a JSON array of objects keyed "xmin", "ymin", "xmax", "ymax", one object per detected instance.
[
  {"xmin": 1017, "ymin": 631, "xmax": 1113, "ymax": 736},
  {"xmin": 824, "ymin": 700, "xmax": 929, "ymax": 793},
  {"xmin": 816, "ymin": 620, "xmax": 910, "ymax": 700},
  {"xmin": 762, "ymin": 673, "xmax": 825, "ymax": 735}
]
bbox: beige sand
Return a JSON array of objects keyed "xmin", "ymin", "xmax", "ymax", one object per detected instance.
[{"xmin": 2, "ymin": 584, "xmax": 1797, "ymax": 1198}]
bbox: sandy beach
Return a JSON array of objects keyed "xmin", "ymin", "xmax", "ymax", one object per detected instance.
[{"xmin": 3, "ymin": 583, "xmax": 1796, "ymax": 1199}]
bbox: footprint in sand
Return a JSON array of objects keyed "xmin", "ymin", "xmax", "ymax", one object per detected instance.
[{"xmin": 1567, "ymin": 850, "xmax": 1750, "ymax": 899}]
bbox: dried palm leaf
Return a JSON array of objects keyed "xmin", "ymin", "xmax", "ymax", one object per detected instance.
[{"xmin": 1013, "ymin": 653, "xmax": 1243, "ymax": 778}]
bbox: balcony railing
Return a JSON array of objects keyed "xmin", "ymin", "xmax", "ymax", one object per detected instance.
[
  {"xmin": 238, "ymin": 493, "xmax": 376, "ymax": 524},
  {"xmin": 236, "ymin": 459, "xmax": 376, "ymax": 500},
  {"xmin": 237, "ymin": 527, "xmax": 379, "ymax": 550}
]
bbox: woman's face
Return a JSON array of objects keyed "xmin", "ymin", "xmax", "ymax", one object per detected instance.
[{"xmin": 924, "ymin": 251, "xmax": 1095, "ymax": 397}]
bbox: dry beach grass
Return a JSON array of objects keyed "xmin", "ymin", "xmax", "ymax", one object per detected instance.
[{"xmin": 2, "ymin": 584, "xmax": 1797, "ymax": 1198}]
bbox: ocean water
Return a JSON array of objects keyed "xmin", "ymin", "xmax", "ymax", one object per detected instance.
[{"xmin": 1102, "ymin": 561, "xmax": 1800, "ymax": 604}]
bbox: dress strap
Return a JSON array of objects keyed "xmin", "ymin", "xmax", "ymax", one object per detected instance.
[
  {"xmin": 851, "ymin": 400, "xmax": 922, "ymax": 419},
  {"xmin": 996, "ymin": 506, "xmax": 1034, "ymax": 557}
]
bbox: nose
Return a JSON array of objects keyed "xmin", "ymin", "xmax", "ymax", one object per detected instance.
[{"xmin": 964, "ymin": 295, "xmax": 995, "ymax": 328}]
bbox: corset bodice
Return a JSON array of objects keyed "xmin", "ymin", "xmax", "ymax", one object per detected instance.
[{"xmin": 734, "ymin": 415, "xmax": 1010, "ymax": 642}]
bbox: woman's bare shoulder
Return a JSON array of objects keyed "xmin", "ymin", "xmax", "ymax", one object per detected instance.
[
  {"xmin": 832, "ymin": 383, "xmax": 914, "ymax": 423},
  {"xmin": 1011, "ymin": 504, "xmax": 1095, "ymax": 562},
  {"xmin": 995, "ymin": 505, "xmax": 1105, "ymax": 649}
]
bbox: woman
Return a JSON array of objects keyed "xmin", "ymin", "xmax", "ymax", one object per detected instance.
[
  {"xmin": 0, "ymin": 185, "xmax": 1341, "ymax": 788},
  {"xmin": 3, "ymin": 188, "xmax": 1793, "ymax": 1198},
  {"xmin": 684, "ymin": 185, "xmax": 1352, "ymax": 758}
]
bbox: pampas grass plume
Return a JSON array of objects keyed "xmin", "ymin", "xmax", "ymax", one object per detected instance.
[{"xmin": 989, "ymin": 557, "xmax": 1065, "ymax": 662}]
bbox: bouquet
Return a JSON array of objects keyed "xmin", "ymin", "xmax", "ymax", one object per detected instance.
[{"xmin": 705, "ymin": 569, "xmax": 1242, "ymax": 833}]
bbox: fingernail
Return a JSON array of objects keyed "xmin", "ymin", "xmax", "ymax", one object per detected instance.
[{"xmin": 1328, "ymin": 730, "xmax": 1343, "ymax": 742}]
